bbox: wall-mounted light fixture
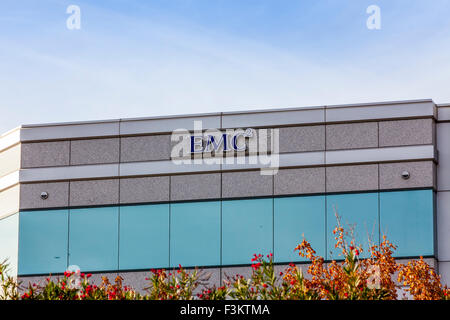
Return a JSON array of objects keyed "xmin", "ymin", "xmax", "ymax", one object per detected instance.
[{"xmin": 401, "ymin": 171, "xmax": 410, "ymax": 180}]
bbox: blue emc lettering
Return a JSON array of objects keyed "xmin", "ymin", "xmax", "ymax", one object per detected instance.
[{"xmin": 190, "ymin": 129, "xmax": 253, "ymax": 153}]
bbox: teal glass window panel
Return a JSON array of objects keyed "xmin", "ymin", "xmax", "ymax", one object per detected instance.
[
  {"xmin": 380, "ymin": 189, "xmax": 434, "ymax": 257},
  {"xmin": 18, "ymin": 210, "xmax": 68, "ymax": 275},
  {"xmin": 119, "ymin": 204, "xmax": 169, "ymax": 270},
  {"xmin": 274, "ymin": 196, "xmax": 325, "ymax": 263},
  {"xmin": 69, "ymin": 207, "xmax": 119, "ymax": 272},
  {"xmin": 326, "ymin": 193, "xmax": 379, "ymax": 260},
  {"xmin": 0, "ymin": 214, "xmax": 19, "ymax": 276},
  {"xmin": 222, "ymin": 198, "xmax": 273, "ymax": 265},
  {"xmin": 170, "ymin": 201, "xmax": 221, "ymax": 268}
]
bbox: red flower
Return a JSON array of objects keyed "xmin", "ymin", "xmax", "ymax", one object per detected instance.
[{"xmin": 251, "ymin": 262, "xmax": 261, "ymax": 270}]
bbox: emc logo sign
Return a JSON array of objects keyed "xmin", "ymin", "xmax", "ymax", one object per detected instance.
[{"xmin": 190, "ymin": 128, "xmax": 254, "ymax": 153}]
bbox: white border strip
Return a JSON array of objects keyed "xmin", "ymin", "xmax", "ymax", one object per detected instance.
[
  {"xmin": 438, "ymin": 106, "xmax": 450, "ymax": 121},
  {"xmin": 326, "ymin": 145, "xmax": 435, "ymax": 165},
  {"xmin": 121, "ymin": 161, "xmax": 221, "ymax": 176},
  {"xmin": 6, "ymin": 145, "xmax": 435, "ymax": 184},
  {"xmin": 0, "ymin": 171, "xmax": 20, "ymax": 192},
  {"xmin": 19, "ymin": 164, "xmax": 118, "ymax": 183},
  {"xmin": 326, "ymin": 101, "xmax": 435, "ymax": 122},
  {"xmin": 0, "ymin": 129, "xmax": 21, "ymax": 153}
]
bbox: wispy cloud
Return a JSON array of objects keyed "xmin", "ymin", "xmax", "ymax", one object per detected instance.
[{"xmin": 0, "ymin": 0, "xmax": 449, "ymax": 133}]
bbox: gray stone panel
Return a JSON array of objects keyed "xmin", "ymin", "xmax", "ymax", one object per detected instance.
[
  {"xmin": 222, "ymin": 171, "xmax": 273, "ymax": 198},
  {"xmin": 279, "ymin": 125, "xmax": 325, "ymax": 153},
  {"xmin": 118, "ymin": 267, "xmax": 221, "ymax": 296},
  {"xmin": 183, "ymin": 267, "xmax": 221, "ymax": 295},
  {"xmin": 396, "ymin": 287, "xmax": 413, "ymax": 300},
  {"xmin": 88, "ymin": 272, "xmax": 120, "ymax": 286},
  {"xmin": 171, "ymin": 173, "xmax": 221, "ymax": 201},
  {"xmin": 18, "ymin": 272, "xmax": 120, "ymax": 293},
  {"xmin": 247, "ymin": 128, "xmax": 273, "ymax": 156},
  {"xmin": 119, "ymin": 268, "xmax": 222, "ymax": 295},
  {"xmin": 274, "ymin": 168, "xmax": 325, "ymax": 195},
  {"xmin": 326, "ymin": 122, "xmax": 378, "ymax": 150},
  {"xmin": 274, "ymin": 263, "xmax": 314, "ymax": 281},
  {"xmin": 222, "ymin": 264, "xmax": 313, "ymax": 286},
  {"xmin": 395, "ymin": 258, "xmax": 438, "ymax": 287},
  {"xmin": 0, "ymin": 144, "xmax": 20, "ymax": 178},
  {"xmin": 118, "ymin": 270, "xmax": 151, "ymax": 295},
  {"xmin": 380, "ymin": 161, "xmax": 435, "ymax": 190},
  {"xmin": 70, "ymin": 138, "xmax": 120, "ymax": 165},
  {"xmin": 18, "ymin": 275, "xmax": 62, "ymax": 292},
  {"xmin": 120, "ymin": 176, "xmax": 169, "ymax": 204},
  {"xmin": 70, "ymin": 179, "xmax": 119, "ymax": 206},
  {"xmin": 326, "ymin": 164, "xmax": 379, "ymax": 193},
  {"xmin": 379, "ymin": 119, "xmax": 434, "ymax": 147},
  {"xmin": 20, "ymin": 182, "xmax": 69, "ymax": 209},
  {"xmin": 198, "ymin": 267, "xmax": 221, "ymax": 290},
  {"xmin": 221, "ymin": 266, "xmax": 253, "ymax": 283},
  {"xmin": 121, "ymin": 135, "xmax": 171, "ymax": 162},
  {"xmin": 220, "ymin": 264, "xmax": 312, "ymax": 285},
  {"xmin": 395, "ymin": 257, "xmax": 438, "ymax": 270},
  {"xmin": 437, "ymin": 123, "xmax": 450, "ymax": 191},
  {"xmin": 439, "ymin": 262, "xmax": 450, "ymax": 287},
  {"xmin": 437, "ymin": 191, "xmax": 450, "ymax": 261},
  {"xmin": 21, "ymin": 141, "xmax": 70, "ymax": 168}
]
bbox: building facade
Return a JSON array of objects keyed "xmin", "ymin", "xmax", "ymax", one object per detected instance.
[{"xmin": 0, "ymin": 99, "xmax": 449, "ymax": 290}]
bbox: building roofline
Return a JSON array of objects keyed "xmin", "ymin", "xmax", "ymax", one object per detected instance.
[
  {"xmin": 0, "ymin": 98, "xmax": 442, "ymax": 145},
  {"xmin": 16, "ymin": 99, "xmax": 434, "ymax": 129}
]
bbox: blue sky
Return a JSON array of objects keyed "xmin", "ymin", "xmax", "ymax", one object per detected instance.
[{"xmin": 1, "ymin": 0, "xmax": 450, "ymax": 133}]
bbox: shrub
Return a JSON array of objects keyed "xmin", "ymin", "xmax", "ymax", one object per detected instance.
[{"xmin": 2, "ymin": 215, "xmax": 449, "ymax": 300}]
